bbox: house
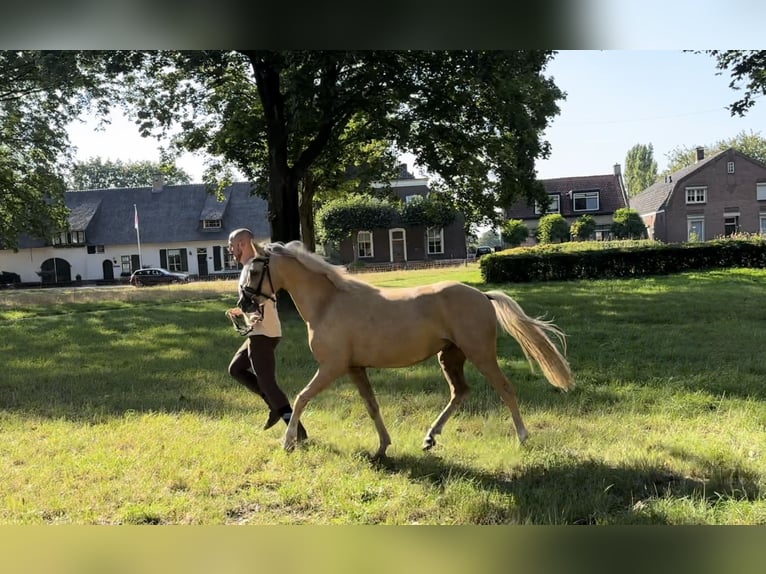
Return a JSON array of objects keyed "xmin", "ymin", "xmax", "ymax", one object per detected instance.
[
  {"xmin": 0, "ymin": 177, "xmax": 270, "ymax": 284},
  {"xmin": 504, "ymin": 164, "xmax": 629, "ymax": 241},
  {"xmin": 630, "ymin": 147, "xmax": 766, "ymax": 242},
  {"xmin": 335, "ymin": 167, "xmax": 467, "ymax": 266}
]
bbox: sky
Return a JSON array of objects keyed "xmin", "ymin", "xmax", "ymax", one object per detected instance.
[{"xmin": 66, "ymin": 50, "xmax": 766, "ymax": 184}]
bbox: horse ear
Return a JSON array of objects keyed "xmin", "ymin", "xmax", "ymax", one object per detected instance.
[{"xmin": 253, "ymin": 241, "xmax": 267, "ymax": 257}]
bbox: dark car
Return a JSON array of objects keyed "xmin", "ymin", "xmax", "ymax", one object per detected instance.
[
  {"xmin": 129, "ymin": 268, "xmax": 189, "ymax": 287},
  {"xmin": 0, "ymin": 270, "xmax": 21, "ymax": 285},
  {"xmin": 475, "ymin": 246, "xmax": 494, "ymax": 259}
]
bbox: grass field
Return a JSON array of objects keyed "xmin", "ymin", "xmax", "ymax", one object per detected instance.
[{"xmin": 1, "ymin": 264, "xmax": 766, "ymax": 524}]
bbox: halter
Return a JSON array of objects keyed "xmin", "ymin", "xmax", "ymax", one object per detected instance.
[{"xmin": 241, "ymin": 256, "xmax": 277, "ymax": 306}]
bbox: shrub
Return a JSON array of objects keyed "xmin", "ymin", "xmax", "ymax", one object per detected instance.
[
  {"xmin": 500, "ymin": 219, "xmax": 529, "ymax": 247},
  {"xmin": 537, "ymin": 214, "xmax": 570, "ymax": 244},
  {"xmin": 611, "ymin": 208, "xmax": 646, "ymax": 239},
  {"xmin": 570, "ymin": 214, "xmax": 596, "ymax": 241}
]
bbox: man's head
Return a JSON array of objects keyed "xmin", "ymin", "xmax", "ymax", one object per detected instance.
[{"xmin": 228, "ymin": 228, "xmax": 255, "ymax": 264}]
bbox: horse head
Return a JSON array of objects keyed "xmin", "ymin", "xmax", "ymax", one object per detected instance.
[{"xmin": 238, "ymin": 247, "xmax": 278, "ymax": 313}]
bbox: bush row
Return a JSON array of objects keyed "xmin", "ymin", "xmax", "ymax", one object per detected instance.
[{"xmin": 480, "ymin": 237, "xmax": 766, "ymax": 283}]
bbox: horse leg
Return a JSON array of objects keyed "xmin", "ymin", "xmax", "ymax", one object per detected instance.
[
  {"xmin": 284, "ymin": 365, "xmax": 341, "ymax": 451},
  {"xmin": 423, "ymin": 344, "xmax": 470, "ymax": 451},
  {"xmin": 471, "ymin": 358, "xmax": 529, "ymax": 444},
  {"xmin": 348, "ymin": 367, "xmax": 392, "ymax": 459}
]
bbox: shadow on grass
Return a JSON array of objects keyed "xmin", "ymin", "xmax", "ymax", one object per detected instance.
[{"xmin": 370, "ymin": 450, "xmax": 761, "ymax": 524}]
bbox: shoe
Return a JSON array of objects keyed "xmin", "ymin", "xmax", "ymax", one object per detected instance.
[{"xmin": 263, "ymin": 410, "xmax": 281, "ymax": 430}]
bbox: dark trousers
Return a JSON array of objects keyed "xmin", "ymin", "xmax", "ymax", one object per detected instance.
[{"xmin": 228, "ymin": 335, "xmax": 291, "ymax": 414}]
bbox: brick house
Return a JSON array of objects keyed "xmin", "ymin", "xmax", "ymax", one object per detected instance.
[
  {"xmin": 0, "ymin": 178, "xmax": 270, "ymax": 285},
  {"xmin": 335, "ymin": 169, "xmax": 467, "ymax": 266},
  {"xmin": 504, "ymin": 164, "xmax": 630, "ymax": 242},
  {"xmin": 630, "ymin": 147, "xmax": 766, "ymax": 242}
]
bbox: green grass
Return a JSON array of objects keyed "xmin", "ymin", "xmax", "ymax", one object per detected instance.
[{"xmin": 1, "ymin": 264, "xmax": 766, "ymax": 524}]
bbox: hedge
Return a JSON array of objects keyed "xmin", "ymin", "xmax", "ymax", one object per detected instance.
[{"xmin": 480, "ymin": 237, "xmax": 766, "ymax": 283}]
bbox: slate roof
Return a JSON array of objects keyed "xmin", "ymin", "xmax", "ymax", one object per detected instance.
[
  {"xmin": 505, "ymin": 173, "xmax": 628, "ymax": 219},
  {"xmin": 18, "ymin": 181, "xmax": 270, "ymax": 248},
  {"xmin": 629, "ymin": 149, "xmax": 726, "ymax": 215}
]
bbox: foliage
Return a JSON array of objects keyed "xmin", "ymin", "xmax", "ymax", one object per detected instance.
[
  {"xmin": 536, "ymin": 213, "xmax": 570, "ymax": 244},
  {"xmin": 704, "ymin": 50, "xmax": 766, "ymax": 116},
  {"xmin": 500, "ymin": 219, "xmax": 529, "ymax": 247},
  {"xmin": 570, "ymin": 214, "xmax": 596, "ymax": 241},
  {"xmin": 70, "ymin": 157, "xmax": 192, "ymax": 189},
  {"xmin": 481, "ymin": 235, "xmax": 766, "ymax": 282},
  {"xmin": 663, "ymin": 130, "xmax": 766, "ymax": 175},
  {"xmin": 103, "ymin": 50, "xmax": 564, "ymax": 244},
  {"xmin": 0, "ymin": 51, "xmax": 114, "ymax": 250},
  {"xmin": 399, "ymin": 193, "xmax": 458, "ymax": 229},
  {"xmin": 315, "ymin": 194, "xmax": 399, "ymax": 244},
  {"xmin": 624, "ymin": 143, "xmax": 658, "ymax": 196},
  {"xmin": 610, "ymin": 208, "xmax": 646, "ymax": 240}
]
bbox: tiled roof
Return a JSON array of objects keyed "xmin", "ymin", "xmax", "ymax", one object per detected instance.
[
  {"xmin": 506, "ymin": 173, "xmax": 628, "ymax": 219},
  {"xmin": 18, "ymin": 181, "xmax": 269, "ymax": 248},
  {"xmin": 630, "ymin": 149, "xmax": 726, "ymax": 215}
]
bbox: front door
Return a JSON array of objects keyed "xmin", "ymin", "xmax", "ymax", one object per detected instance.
[
  {"xmin": 197, "ymin": 248, "xmax": 208, "ymax": 277},
  {"xmin": 389, "ymin": 228, "xmax": 407, "ymax": 262},
  {"xmin": 40, "ymin": 258, "xmax": 71, "ymax": 284},
  {"xmin": 102, "ymin": 259, "xmax": 114, "ymax": 280}
]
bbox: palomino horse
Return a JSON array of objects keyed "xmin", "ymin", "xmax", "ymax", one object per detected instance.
[{"xmin": 239, "ymin": 241, "xmax": 574, "ymax": 458}]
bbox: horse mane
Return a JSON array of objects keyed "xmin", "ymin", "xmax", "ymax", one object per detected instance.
[{"xmin": 264, "ymin": 241, "xmax": 368, "ymax": 292}]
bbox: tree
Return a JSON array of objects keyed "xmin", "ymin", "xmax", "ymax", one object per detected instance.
[
  {"xmin": 315, "ymin": 194, "xmax": 399, "ymax": 246},
  {"xmin": 624, "ymin": 143, "xmax": 658, "ymax": 197},
  {"xmin": 663, "ymin": 130, "xmax": 766, "ymax": 175},
  {"xmin": 704, "ymin": 51, "xmax": 766, "ymax": 116},
  {"xmin": 106, "ymin": 50, "xmax": 564, "ymax": 246},
  {"xmin": 0, "ymin": 51, "xmax": 112, "ymax": 250},
  {"xmin": 500, "ymin": 219, "xmax": 529, "ymax": 247},
  {"xmin": 476, "ymin": 228, "xmax": 501, "ymax": 248},
  {"xmin": 537, "ymin": 213, "xmax": 570, "ymax": 244},
  {"xmin": 610, "ymin": 208, "xmax": 645, "ymax": 239},
  {"xmin": 70, "ymin": 157, "xmax": 192, "ymax": 189},
  {"xmin": 570, "ymin": 214, "xmax": 596, "ymax": 241}
]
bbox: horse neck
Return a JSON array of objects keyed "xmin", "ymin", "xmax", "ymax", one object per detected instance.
[{"xmin": 272, "ymin": 256, "xmax": 335, "ymax": 321}]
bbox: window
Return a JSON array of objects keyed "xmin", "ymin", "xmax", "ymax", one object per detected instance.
[
  {"xmin": 426, "ymin": 227, "xmax": 444, "ymax": 254},
  {"xmin": 52, "ymin": 230, "xmax": 85, "ymax": 246},
  {"xmin": 757, "ymin": 182, "xmax": 766, "ymax": 201},
  {"xmin": 724, "ymin": 215, "xmax": 739, "ymax": 236},
  {"xmin": 761, "ymin": 215, "xmax": 766, "ymax": 236},
  {"xmin": 224, "ymin": 248, "xmax": 238, "ymax": 270},
  {"xmin": 534, "ymin": 194, "xmax": 560, "ymax": 214},
  {"xmin": 202, "ymin": 219, "xmax": 222, "ymax": 229},
  {"xmin": 685, "ymin": 186, "xmax": 707, "ymax": 204},
  {"xmin": 166, "ymin": 248, "xmax": 184, "ymax": 271},
  {"xmin": 572, "ymin": 191, "xmax": 599, "ymax": 212},
  {"xmin": 727, "ymin": 161, "xmax": 735, "ymax": 174},
  {"xmin": 87, "ymin": 245, "xmax": 105, "ymax": 254},
  {"xmin": 357, "ymin": 231, "xmax": 374, "ymax": 258},
  {"xmin": 121, "ymin": 255, "xmax": 132, "ymax": 274},
  {"xmin": 687, "ymin": 216, "xmax": 705, "ymax": 242},
  {"xmin": 405, "ymin": 194, "xmax": 421, "ymax": 204}
]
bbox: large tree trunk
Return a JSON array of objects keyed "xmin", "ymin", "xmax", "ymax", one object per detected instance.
[
  {"xmin": 299, "ymin": 173, "xmax": 316, "ymax": 252},
  {"xmin": 268, "ymin": 165, "xmax": 301, "ymax": 244}
]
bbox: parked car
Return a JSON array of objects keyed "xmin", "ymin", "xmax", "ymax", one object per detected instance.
[
  {"xmin": 129, "ymin": 268, "xmax": 189, "ymax": 287},
  {"xmin": 475, "ymin": 246, "xmax": 494, "ymax": 259},
  {"xmin": 0, "ymin": 270, "xmax": 21, "ymax": 285}
]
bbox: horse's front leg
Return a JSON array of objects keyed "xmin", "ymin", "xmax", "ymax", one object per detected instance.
[{"xmin": 284, "ymin": 365, "xmax": 342, "ymax": 451}]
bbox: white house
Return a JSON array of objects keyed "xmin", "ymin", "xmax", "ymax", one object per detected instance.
[{"xmin": 0, "ymin": 178, "xmax": 270, "ymax": 284}]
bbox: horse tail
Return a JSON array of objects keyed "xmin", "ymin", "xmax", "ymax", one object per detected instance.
[{"xmin": 485, "ymin": 290, "xmax": 575, "ymax": 391}]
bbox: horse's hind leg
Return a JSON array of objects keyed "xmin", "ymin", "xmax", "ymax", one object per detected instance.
[
  {"xmin": 348, "ymin": 367, "xmax": 392, "ymax": 459},
  {"xmin": 472, "ymin": 358, "xmax": 529, "ymax": 444},
  {"xmin": 423, "ymin": 344, "xmax": 470, "ymax": 451}
]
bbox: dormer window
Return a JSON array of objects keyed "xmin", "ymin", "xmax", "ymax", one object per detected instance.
[
  {"xmin": 534, "ymin": 194, "xmax": 560, "ymax": 214},
  {"xmin": 52, "ymin": 231, "xmax": 86, "ymax": 246},
  {"xmin": 202, "ymin": 219, "xmax": 222, "ymax": 230},
  {"xmin": 572, "ymin": 190, "xmax": 599, "ymax": 212}
]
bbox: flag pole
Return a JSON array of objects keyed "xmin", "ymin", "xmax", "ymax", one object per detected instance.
[{"xmin": 134, "ymin": 204, "xmax": 143, "ymax": 268}]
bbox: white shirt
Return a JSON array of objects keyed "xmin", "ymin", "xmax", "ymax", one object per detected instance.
[{"xmin": 239, "ymin": 256, "xmax": 282, "ymax": 338}]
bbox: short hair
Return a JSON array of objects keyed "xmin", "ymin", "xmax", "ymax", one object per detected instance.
[{"xmin": 228, "ymin": 228, "xmax": 253, "ymax": 242}]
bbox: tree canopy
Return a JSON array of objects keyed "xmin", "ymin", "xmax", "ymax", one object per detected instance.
[
  {"xmin": 704, "ymin": 50, "xmax": 766, "ymax": 116},
  {"xmin": 0, "ymin": 51, "xmax": 111, "ymax": 250},
  {"xmin": 70, "ymin": 157, "xmax": 192, "ymax": 190},
  {"xmin": 663, "ymin": 130, "xmax": 766, "ymax": 175},
  {"xmin": 104, "ymin": 50, "xmax": 564, "ymax": 246},
  {"xmin": 624, "ymin": 143, "xmax": 658, "ymax": 197}
]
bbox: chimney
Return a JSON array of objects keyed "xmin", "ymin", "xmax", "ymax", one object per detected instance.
[
  {"xmin": 695, "ymin": 147, "xmax": 705, "ymax": 162},
  {"xmin": 152, "ymin": 172, "xmax": 165, "ymax": 192},
  {"xmin": 613, "ymin": 163, "xmax": 621, "ymax": 176}
]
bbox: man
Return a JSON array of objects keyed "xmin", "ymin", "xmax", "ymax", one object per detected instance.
[{"xmin": 226, "ymin": 228, "xmax": 307, "ymax": 441}]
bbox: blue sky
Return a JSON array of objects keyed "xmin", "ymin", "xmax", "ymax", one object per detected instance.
[{"xmin": 68, "ymin": 50, "xmax": 766, "ymax": 183}]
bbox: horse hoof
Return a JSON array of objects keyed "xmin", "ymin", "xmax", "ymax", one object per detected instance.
[{"xmin": 422, "ymin": 436, "xmax": 436, "ymax": 450}]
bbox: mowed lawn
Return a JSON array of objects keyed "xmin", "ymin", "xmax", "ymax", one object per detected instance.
[{"xmin": 1, "ymin": 265, "xmax": 766, "ymax": 524}]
